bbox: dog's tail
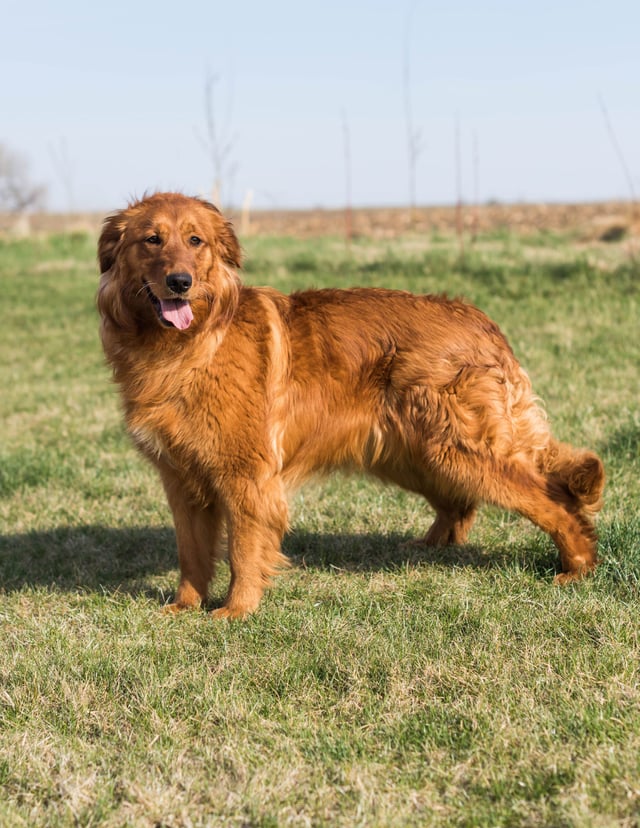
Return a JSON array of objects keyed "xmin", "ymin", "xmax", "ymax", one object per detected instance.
[{"xmin": 540, "ymin": 439, "xmax": 605, "ymax": 517}]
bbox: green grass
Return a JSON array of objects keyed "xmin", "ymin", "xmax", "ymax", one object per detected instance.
[{"xmin": 1, "ymin": 227, "xmax": 639, "ymax": 826}]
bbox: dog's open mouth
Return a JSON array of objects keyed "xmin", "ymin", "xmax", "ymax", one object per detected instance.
[{"xmin": 144, "ymin": 283, "xmax": 194, "ymax": 330}]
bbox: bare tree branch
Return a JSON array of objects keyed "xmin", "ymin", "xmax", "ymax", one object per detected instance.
[
  {"xmin": 598, "ymin": 94, "xmax": 637, "ymax": 203},
  {"xmin": 197, "ymin": 72, "xmax": 239, "ymax": 209},
  {"xmin": 48, "ymin": 137, "xmax": 75, "ymax": 213},
  {"xmin": 341, "ymin": 109, "xmax": 353, "ymax": 246},
  {"xmin": 454, "ymin": 114, "xmax": 464, "ymax": 257},
  {"xmin": 0, "ymin": 143, "xmax": 46, "ymax": 213},
  {"xmin": 403, "ymin": 1, "xmax": 424, "ymax": 223}
]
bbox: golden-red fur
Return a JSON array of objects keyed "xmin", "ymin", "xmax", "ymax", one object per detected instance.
[{"xmin": 98, "ymin": 192, "xmax": 605, "ymax": 618}]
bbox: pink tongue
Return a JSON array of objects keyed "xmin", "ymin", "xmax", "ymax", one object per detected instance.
[{"xmin": 159, "ymin": 299, "xmax": 193, "ymax": 330}]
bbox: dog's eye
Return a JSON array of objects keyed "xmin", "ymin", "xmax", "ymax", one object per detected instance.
[
  {"xmin": 189, "ymin": 235, "xmax": 203, "ymax": 247},
  {"xmin": 145, "ymin": 234, "xmax": 161, "ymax": 245}
]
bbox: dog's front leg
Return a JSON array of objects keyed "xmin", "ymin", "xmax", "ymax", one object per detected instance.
[
  {"xmin": 212, "ymin": 477, "xmax": 290, "ymax": 619},
  {"xmin": 158, "ymin": 461, "xmax": 224, "ymax": 612}
]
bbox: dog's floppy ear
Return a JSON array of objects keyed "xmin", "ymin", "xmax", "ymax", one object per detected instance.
[
  {"xmin": 201, "ymin": 200, "xmax": 242, "ymax": 268},
  {"xmin": 98, "ymin": 211, "xmax": 127, "ymax": 272},
  {"xmin": 218, "ymin": 219, "xmax": 242, "ymax": 268}
]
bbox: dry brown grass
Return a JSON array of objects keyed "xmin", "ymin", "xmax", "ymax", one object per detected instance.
[{"xmin": 3, "ymin": 199, "xmax": 639, "ymax": 242}]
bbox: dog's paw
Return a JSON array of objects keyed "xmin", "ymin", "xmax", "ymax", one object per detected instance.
[
  {"xmin": 162, "ymin": 602, "xmax": 198, "ymax": 615},
  {"xmin": 553, "ymin": 569, "xmax": 591, "ymax": 586},
  {"xmin": 210, "ymin": 605, "xmax": 249, "ymax": 621}
]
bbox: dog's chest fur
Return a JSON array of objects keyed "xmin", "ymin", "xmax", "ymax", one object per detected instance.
[{"xmin": 119, "ymin": 304, "xmax": 283, "ymax": 500}]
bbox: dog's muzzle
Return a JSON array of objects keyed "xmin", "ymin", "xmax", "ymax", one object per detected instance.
[{"xmin": 144, "ymin": 282, "xmax": 194, "ymax": 330}]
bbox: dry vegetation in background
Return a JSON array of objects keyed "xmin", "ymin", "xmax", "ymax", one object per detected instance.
[{"xmin": 3, "ymin": 199, "xmax": 639, "ymax": 243}]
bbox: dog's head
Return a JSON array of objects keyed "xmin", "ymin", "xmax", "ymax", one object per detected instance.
[{"xmin": 98, "ymin": 192, "xmax": 242, "ymax": 333}]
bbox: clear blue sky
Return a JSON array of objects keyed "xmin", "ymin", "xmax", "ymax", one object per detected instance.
[{"xmin": 2, "ymin": 0, "xmax": 639, "ymax": 212}]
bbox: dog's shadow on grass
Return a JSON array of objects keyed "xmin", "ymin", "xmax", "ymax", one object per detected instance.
[
  {"xmin": 0, "ymin": 525, "xmax": 178, "ymax": 597},
  {"xmin": 0, "ymin": 524, "xmax": 557, "ymax": 600},
  {"xmin": 285, "ymin": 530, "xmax": 524, "ymax": 571}
]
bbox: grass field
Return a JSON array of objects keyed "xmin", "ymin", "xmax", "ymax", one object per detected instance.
[{"xmin": 0, "ymin": 225, "xmax": 639, "ymax": 826}]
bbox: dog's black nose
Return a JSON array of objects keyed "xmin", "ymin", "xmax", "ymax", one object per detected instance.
[{"xmin": 166, "ymin": 272, "xmax": 192, "ymax": 294}]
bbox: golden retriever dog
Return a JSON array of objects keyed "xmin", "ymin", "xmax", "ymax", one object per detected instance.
[{"xmin": 98, "ymin": 192, "xmax": 604, "ymax": 618}]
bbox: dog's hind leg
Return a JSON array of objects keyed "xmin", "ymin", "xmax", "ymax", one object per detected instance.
[
  {"xmin": 423, "ymin": 501, "xmax": 478, "ymax": 546},
  {"xmin": 455, "ymin": 457, "xmax": 599, "ymax": 581},
  {"xmin": 158, "ymin": 462, "xmax": 225, "ymax": 612},
  {"xmin": 406, "ymin": 430, "xmax": 598, "ymax": 578},
  {"xmin": 500, "ymin": 467, "xmax": 599, "ymax": 581},
  {"xmin": 407, "ymin": 365, "xmax": 599, "ymax": 578}
]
